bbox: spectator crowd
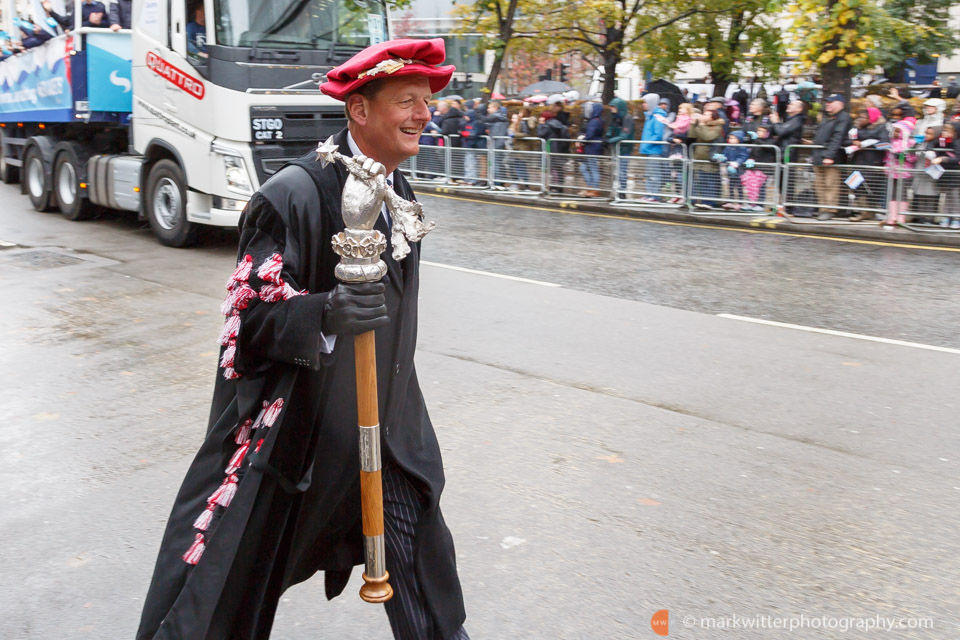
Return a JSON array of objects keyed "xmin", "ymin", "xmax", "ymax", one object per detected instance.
[{"xmin": 412, "ymin": 82, "xmax": 960, "ymax": 228}]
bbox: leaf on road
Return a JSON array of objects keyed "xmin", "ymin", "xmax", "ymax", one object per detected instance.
[
  {"xmin": 637, "ymin": 498, "xmax": 661, "ymax": 506},
  {"xmin": 842, "ymin": 362, "xmax": 861, "ymax": 367},
  {"xmin": 596, "ymin": 454, "xmax": 624, "ymax": 464},
  {"xmin": 33, "ymin": 412, "xmax": 59, "ymax": 421}
]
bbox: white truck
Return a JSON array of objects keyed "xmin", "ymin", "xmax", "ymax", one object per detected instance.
[{"xmin": 0, "ymin": 0, "xmax": 388, "ymax": 246}]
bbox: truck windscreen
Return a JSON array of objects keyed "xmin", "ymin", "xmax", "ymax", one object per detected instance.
[{"xmin": 214, "ymin": 0, "xmax": 388, "ymax": 49}]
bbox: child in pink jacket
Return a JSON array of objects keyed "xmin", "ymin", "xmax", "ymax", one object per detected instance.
[{"xmin": 883, "ymin": 118, "xmax": 917, "ymax": 228}]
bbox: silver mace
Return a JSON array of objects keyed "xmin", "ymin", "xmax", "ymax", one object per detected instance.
[{"xmin": 316, "ymin": 136, "xmax": 433, "ymax": 603}]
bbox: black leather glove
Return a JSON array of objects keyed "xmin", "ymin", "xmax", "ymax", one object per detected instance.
[{"xmin": 321, "ymin": 282, "xmax": 389, "ymax": 336}]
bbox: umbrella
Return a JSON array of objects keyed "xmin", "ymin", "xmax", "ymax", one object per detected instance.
[
  {"xmin": 519, "ymin": 80, "xmax": 572, "ymax": 96},
  {"xmin": 525, "ymin": 94, "xmax": 549, "ymax": 103},
  {"xmin": 491, "ymin": 92, "xmax": 505, "ymax": 99}
]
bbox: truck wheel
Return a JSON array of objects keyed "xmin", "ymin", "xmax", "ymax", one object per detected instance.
[
  {"xmin": 145, "ymin": 159, "xmax": 196, "ymax": 247},
  {"xmin": 54, "ymin": 148, "xmax": 94, "ymax": 221},
  {"xmin": 0, "ymin": 132, "xmax": 18, "ymax": 184},
  {"xmin": 24, "ymin": 146, "xmax": 54, "ymax": 211}
]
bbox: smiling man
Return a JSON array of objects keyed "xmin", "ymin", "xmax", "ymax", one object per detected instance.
[{"xmin": 136, "ymin": 39, "xmax": 469, "ymax": 640}]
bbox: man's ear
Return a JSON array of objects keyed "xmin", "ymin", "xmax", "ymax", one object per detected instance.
[{"xmin": 347, "ymin": 94, "xmax": 368, "ymax": 124}]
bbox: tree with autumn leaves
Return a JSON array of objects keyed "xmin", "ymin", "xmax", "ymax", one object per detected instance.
[{"xmin": 454, "ymin": 0, "xmax": 959, "ymax": 101}]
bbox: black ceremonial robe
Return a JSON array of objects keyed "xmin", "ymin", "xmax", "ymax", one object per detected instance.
[{"xmin": 137, "ymin": 129, "xmax": 466, "ymax": 640}]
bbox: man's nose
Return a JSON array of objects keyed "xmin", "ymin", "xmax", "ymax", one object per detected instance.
[{"xmin": 413, "ymin": 101, "xmax": 430, "ymax": 122}]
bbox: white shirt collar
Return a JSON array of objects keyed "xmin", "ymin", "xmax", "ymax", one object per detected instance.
[{"xmin": 346, "ymin": 130, "xmax": 396, "ymax": 186}]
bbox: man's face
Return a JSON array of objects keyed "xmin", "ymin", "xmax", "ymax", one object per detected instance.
[
  {"xmin": 825, "ymin": 100, "xmax": 843, "ymax": 115},
  {"xmin": 487, "ymin": 103, "xmax": 497, "ymax": 114},
  {"xmin": 435, "ymin": 101, "xmax": 448, "ymax": 115},
  {"xmin": 786, "ymin": 100, "xmax": 803, "ymax": 116},
  {"xmin": 924, "ymin": 105, "xmax": 936, "ymax": 115},
  {"xmin": 750, "ymin": 100, "xmax": 763, "ymax": 115},
  {"xmin": 704, "ymin": 102, "xmax": 718, "ymax": 114},
  {"xmin": 352, "ymin": 76, "xmax": 432, "ymax": 169},
  {"xmin": 551, "ymin": 102, "xmax": 562, "ymax": 113}
]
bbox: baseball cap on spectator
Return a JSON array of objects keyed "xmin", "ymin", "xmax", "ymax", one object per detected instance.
[{"xmin": 824, "ymin": 94, "xmax": 845, "ymax": 103}]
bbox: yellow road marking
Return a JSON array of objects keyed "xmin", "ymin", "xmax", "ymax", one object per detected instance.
[{"xmin": 422, "ymin": 192, "xmax": 960, "ymax": 253}]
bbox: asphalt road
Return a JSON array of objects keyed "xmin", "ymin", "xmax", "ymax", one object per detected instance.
[{"xmin": 1, "ymin": 186, "xmax": 958, "ymax": 639}]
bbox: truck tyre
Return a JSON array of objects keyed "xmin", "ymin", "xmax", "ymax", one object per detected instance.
[
  {"xmin": 53, "ymin": 146, "xmax": 94, "ymax": 221},
  {"xmin": 23, "ymin": 145, "xmax": 54, "ymax": 211},
  {"xmin": 0, "ymin": 132, "xmax": 18, "ymax": 184},
  {"xmin": 145, "ymin": 159, "xmax": 196, "ymax": 247}
]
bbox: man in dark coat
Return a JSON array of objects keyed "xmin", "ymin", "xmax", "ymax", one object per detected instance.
[
  {"xmin": 768, "ymin": 99, "xmax": 806, "ymax": 158},
  {"xmin": 137, "ymin": 38, "xmax": 469, "ymax": 640},
  {"xmin": 811, "ymin": 94, "xmax": 853, "ymax": 220},
  {"xmin": 109, "ymin": 0, "xmax": 132, "ymax": 29}
]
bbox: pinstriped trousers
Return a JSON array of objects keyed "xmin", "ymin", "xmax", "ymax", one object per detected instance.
[{"xmin": 382, "ymin": 463, "xmax": 470, "ymax": 640}]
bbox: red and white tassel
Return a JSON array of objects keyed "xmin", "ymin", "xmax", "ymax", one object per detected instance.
[
  {"xmin": 229, "ymin": 254, "xmax": 253, "ymax": 284},
  {"xmin": 256, "ymin": 253, "xmax": 284, "ymax": 284},
  {"xmin": 255, "ymin": 438, "xmax": 265, "ymax": 453},
  {"xmin": 258, "ymin": 282, "xmax": 286, "ymax": 303},
  {"xmin": 182, "ymin": 533, "xmax": 206, "ymax": 565},
  {"xmin": 220, "ymin": 340, "xmax": 236, "ymax": 369},
  {"xmin": 218, "ymin": 313, "xmax": 241, "ymax": 346},
  {"xmin": 235, "ymin": 418, "xmax": 253, "ymax": 444},
  {"xmin": 193, "ymin": 503, "xmax": 216, "ymax": 531},
  {"xmin": 226, "ymin": 441, "xmax": 250, "ymax": 474},
  {"xmin": 222, "ymin": 367, "xmax": 240, "ymax": 380},
  {"xmin": 282, "ymin": 282, "xmax": 306, "ymax": 300},
  {"xmin": 210, "ymin": 474, "xmax": 239, "ymax": 507},
  {"xmin": 262, "ymin": 398, "xmax": 284, "ymax": 428},
  {"xmin": 232, "ymin": 284, "xmax": 259, "ymax": 311}
]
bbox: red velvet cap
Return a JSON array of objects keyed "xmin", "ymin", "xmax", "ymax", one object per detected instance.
[{"xmin": 319, "ymin": 38, "xmax": 455, "ymax": 101}]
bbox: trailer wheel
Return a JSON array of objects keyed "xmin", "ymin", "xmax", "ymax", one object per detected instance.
[
  {"xmin": 0, "ymin": 132, "xmax": 18, "ymax": 184},
  {"xmin": 23, "ymin": 146, "xmax": 54, "ymax": 211},
  {"xmin": 54, "ymin": 147, "xmax": 94, "ymax": 221},
  {"xmin": 145, "ymin": 159, "xmax": 196, "ymax": 247}
]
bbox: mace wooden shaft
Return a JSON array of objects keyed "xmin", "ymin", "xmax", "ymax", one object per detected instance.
[{"xmin": 353, "ymin": 330, "xmax": 393, "ymax": 603}]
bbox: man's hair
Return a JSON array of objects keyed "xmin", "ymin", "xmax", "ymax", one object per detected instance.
[
  {"xmin": 344, "ymin": 79, "xmax": 386, "ymax": 122},
  {"xmin": 488, "ymin": 100, "xmax": 501, "ymax": 109}
]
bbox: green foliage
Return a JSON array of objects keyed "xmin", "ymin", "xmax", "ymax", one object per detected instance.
[
  {"xmin": 788, "ymin": 0, "xmax": 957, "ymax": 75},
  {"xmin": 636, "ymin": 0, "xmax": 784, "ymax": 84}
]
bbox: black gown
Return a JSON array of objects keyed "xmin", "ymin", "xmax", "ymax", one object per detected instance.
[{"xmin": 137, "ymin": 129, "xmax": 466, "ymax": 640}]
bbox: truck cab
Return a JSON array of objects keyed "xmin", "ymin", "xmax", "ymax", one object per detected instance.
[{"xmin": 0, "ymin": 0, "xmax": 386, "ymax": 246}]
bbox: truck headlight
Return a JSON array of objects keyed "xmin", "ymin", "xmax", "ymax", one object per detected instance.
[{"xmin": 223, "ymin": 155, "xmax": 252, "ymax": 194}]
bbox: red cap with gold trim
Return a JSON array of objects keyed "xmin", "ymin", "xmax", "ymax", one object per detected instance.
[{"xmin": 319, "ymin": 38, "xmax": 455, "ymax": 101}]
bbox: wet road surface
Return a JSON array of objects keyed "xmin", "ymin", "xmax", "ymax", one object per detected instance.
[{"xmin": 1, "ymin": 185, "xmax": 957, "ymax": 638}]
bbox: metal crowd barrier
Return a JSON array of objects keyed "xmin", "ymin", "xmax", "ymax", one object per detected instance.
[
  {"xmin": 613, "ymin": 140, "xmax": 686, "ymax": 207},
  {"xmin": 782, "ymin": 145, "xmax": 889, "ymax": 220},
  {"xmin": 447, "ymin": 135, "xmax": 490, "ymax": 189},
  {"xmin": 687, "ymin": 143, "xmax": 781, "ymax": 214},
  {"xmin": 394, "ymin": 136, "xmax": 960, "ymax": 232},
  {"xmin": 490, "ymin": 136, "xmax": 545, "ymax": 194},
  {"xmin": 895, "ymin": 149, "xmax": 960, "ymax": 231},
  {"xmin": 544, "ymin": 138, "xmax": 614, "ymax": 199}
]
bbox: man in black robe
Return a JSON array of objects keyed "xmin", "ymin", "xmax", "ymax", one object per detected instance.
[{"xmin": 137, "ymin": 38, "xmax": 469, "ymax": 640}]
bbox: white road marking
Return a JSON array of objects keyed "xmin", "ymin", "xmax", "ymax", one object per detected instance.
[
  {"xmin": 718, "ymin": 314, "xmax": 960, "ymax": 355},
  {"xmin": 421, "ymin": 260, "xmax": 561, "ymax": 287}
]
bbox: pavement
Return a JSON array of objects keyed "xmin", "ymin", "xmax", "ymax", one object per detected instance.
[
  {"xmin": 418, "ymin": 185, "xmax": 960, "ymax": 250},
  {"xmin": 1, "ymin": 185, "xmax": 958, "ymax": 639}
]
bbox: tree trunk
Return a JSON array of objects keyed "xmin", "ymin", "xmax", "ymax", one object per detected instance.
[
  {"xmin": 484, "ymin": 0, "xmax": 520, "ymax": 95},
  {"xmin": 820, "ymin": 58, "xmax": 851, "ymax": 102},
  {"xmin": 485, "ymin": 53, "xmax": 505, "ymax": 95},
  {"xmin": 601, "ymin": 52, "xmax": 620, "ymax": 104},
  {"xmin": 712, "ymin": 73, "xmax": 733, "ymax": 100}
]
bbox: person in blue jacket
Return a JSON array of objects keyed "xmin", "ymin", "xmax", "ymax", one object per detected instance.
[
  {"xmin": 718, "ymin": 130, "xmax": 750, "ymax": 208},
  {"xmin": 578, "ymin": 102, "xmax": 606, "ymax": 196},
  {"xmin": 640, "ymin": 93, "xmax": 669, "ymax": 200}
]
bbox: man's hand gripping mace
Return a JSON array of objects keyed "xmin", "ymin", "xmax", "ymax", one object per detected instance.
[{"xmin": 318, "ymin": 137, "xmax": 434, "ymax": 603}]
